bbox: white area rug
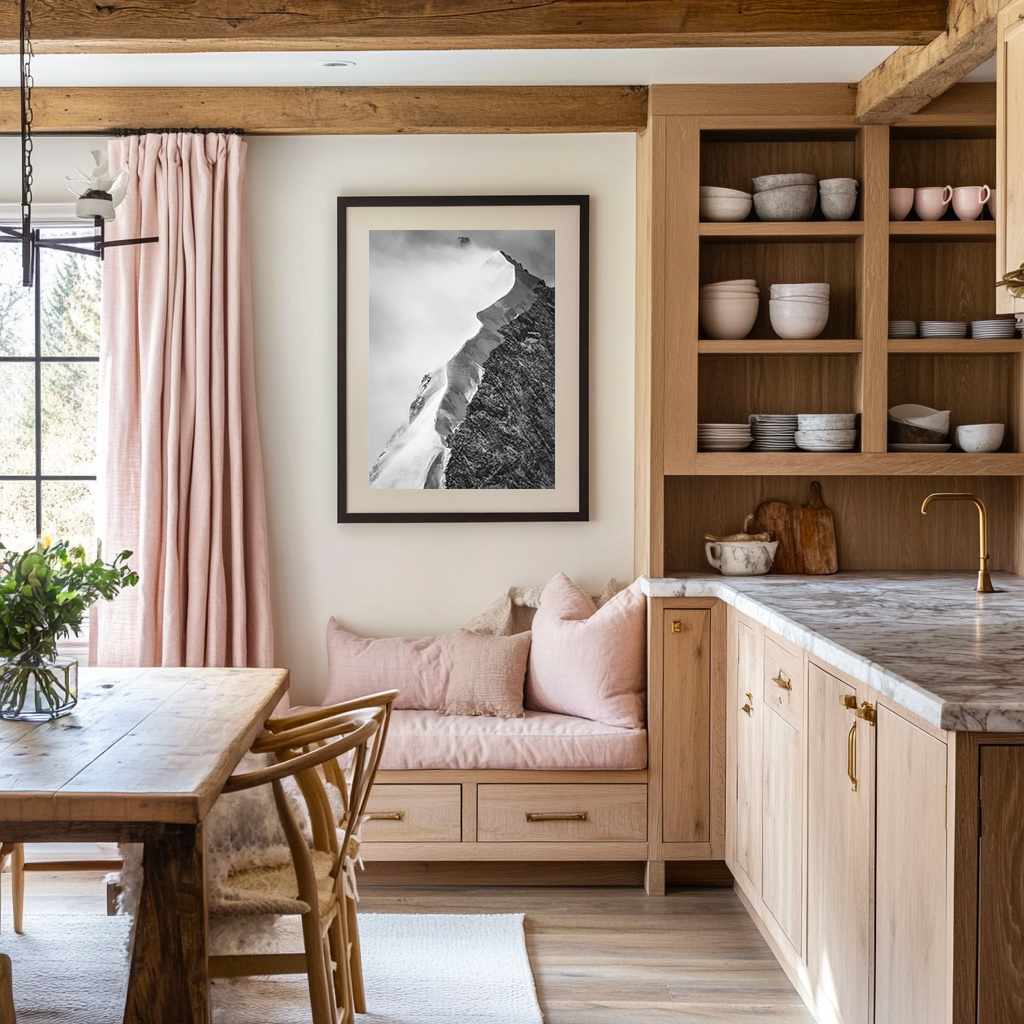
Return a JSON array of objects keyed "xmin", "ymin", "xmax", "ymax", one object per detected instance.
[{"xmin": 0, "ymin": 912, "xmax": 543, "ymax": 1024}]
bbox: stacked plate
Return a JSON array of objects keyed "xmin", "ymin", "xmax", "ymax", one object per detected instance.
[
  {"xmin": 794, "ymin": 413, "xmax": 858, "ymax": 452},
  {"xmin": 888, "ymin": 320, "xmax": 917, "ymax": 338},
  {"xmin": 698, "ymin": 423, "xmax": 753, "ymax": 451},
  {"xmin": 919, "ymin": 320, "xmax": 968, "ymax": 338},
  {"xmin": 748, "ymin": 414, "xmax": 798, "ymax": 451},
  {"xmin": 971, "ymin": 318, "xmax": 1018, "ymax": 338}
]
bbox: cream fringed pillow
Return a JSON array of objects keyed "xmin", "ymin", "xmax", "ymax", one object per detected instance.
[{"xmin": 438, "ymin": 630, "xmax": 532, "ymax": 718}]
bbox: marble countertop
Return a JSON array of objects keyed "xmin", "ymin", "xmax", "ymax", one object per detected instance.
[{"xmin": 642, "ymin": 572, "xmax": 1024, "ymax": 732}]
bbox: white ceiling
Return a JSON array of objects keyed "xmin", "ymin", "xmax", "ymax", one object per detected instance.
[{"xmin": 0, "ymin": 47, "xmax": 920, "ymax": 88}]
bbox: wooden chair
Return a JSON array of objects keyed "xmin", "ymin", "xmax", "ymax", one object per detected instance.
[
  {"xmin": 0, "ymin": 953, "xmax": 14, "ymax": 1024},
  {"xmin": 209, "ymin": 707, "xmax": 385, "ymax": 1024},
  {"xmin": 264, "ymin": 690, "xmax": 398, "ymax": 1022}
]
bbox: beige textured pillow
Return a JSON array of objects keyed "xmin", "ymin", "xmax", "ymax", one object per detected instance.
[{"xmin": 439, "ymin": 630, "xmax": 531, "ymax": 718}]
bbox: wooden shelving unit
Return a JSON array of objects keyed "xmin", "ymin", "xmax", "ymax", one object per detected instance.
[{"xmin": 636, "ymin": 83, "xmax": 1021, "ymax": 577}]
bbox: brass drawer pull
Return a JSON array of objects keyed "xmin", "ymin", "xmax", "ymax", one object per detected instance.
[
  {"xmin": 840, "ymin": 694, "xmax": 858, "ymax": 710},
  {"xmin": 741, "ymin": 692, "xmax": 754, "ymax": 716},
  {"xmin": 856, "ymin": 701, "xmax": 876, "ymax": 725},
  {"xmin": 848, "ymin": 721, "xmax": 858, "ymax": 792},
  {"xmin": 367, "ymin": 810, "xmax": 405, "ymax": 821},
  {"xmin": 672, "ymin": 620, "xmax": 681, "ymax": 633},
  {"xmin": 772, "ymin": 671, "xmax": 792, "ymax": 691},
  {"xmin": 526, "ymin": 811, "xmax": 588, "ymax": 823}
]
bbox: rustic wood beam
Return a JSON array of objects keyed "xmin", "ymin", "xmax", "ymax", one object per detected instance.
[
  {"xmin": 0, "ymin": 86, "xmax": 648, "ymax": 135},
  {"xmin": 0, "ymin": 0, "xmax": 947, "ymax": 54},
  {"xmin": 856, "ymin": 0, "xmax": 1009, "ymax": 124}
]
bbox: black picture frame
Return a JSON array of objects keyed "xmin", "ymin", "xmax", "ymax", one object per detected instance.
[{"xmin": 338, "ymin": 194, "xmax": 589, "ymax": 523}]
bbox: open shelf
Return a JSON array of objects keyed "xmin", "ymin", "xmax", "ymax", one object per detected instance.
[
  {"xmin": 889, "ymin": 220, "xmax": 995, "ymax": 240},
  {"xmin": 699, "ymin": 339, "xmax": 863, "ymax": 355},
  {"xmin": 889, "ymin": 240, "xmax": 997, "ymax": 325},
  {"xmin": 700, "ymin": 221, "xmax": 864, "ymax": 240},
  {"xmin": 888, "ymin": 338, "xmax": 1023, "ymax": 354},
  {"xmin": 689, "ymin": 452, "xmax": 1024, "ymax": 476}
]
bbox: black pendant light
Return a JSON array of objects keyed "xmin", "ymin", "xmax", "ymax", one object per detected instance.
[{"xmin": 0, "ymin": 0, "xmax": 157, "ymax": 286}]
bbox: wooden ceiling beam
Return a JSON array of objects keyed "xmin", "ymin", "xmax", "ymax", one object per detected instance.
[
  {"xmin": 856, "ymin": 0, "xmax": 1009, "ymax": 124},
  {"xmin": 0, "ymin": 1, "xmax": 947, "ymax": 54},
  {"xmin": 0, "ymin": 86, "xmax": 649, "ymax": 135}
]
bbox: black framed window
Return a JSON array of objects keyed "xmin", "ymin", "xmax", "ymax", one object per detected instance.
[{"xmin": 0, "ymin": 225, "xmax": 100, "ymax": 554}]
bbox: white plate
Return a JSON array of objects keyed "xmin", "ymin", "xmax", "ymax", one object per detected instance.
[
  {"xmin": 796, "ymin": 445, "xmax": 856, "ymax": 452},
  {"xmin": 887, "ymin": 443, "xmax": 952, "ymax": 452}
]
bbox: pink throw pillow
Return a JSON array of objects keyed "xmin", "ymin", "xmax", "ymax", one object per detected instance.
[
  {"xmin": 526, "ymin": 574, "xmax": 646, "ymax": 729},
  {"xmin": 325, "ymin": 618, "xmax": 453, "ymax": 711}
]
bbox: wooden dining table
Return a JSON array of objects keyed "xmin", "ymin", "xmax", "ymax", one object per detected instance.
[{"xmin": 0, "ymin": 666, "xmax": 289, "ymax": 1024}]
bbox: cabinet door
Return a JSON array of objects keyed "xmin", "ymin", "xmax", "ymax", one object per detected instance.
[
  {"xmin": 734, "ymin": 617, "xmax": 762, "ymax": 894},
  {"xmin": 996, "ymin": 0, "xmax": 1024, "ymax": 314},
  {"xmin": 663, "ymin": 610, "xmax": 711, "ymax": 844},
  {"xmin": 807, "ymin": 664, "xmax": 872, "ymax": 1024},
  {"xmin": 874, "ymin": 707, "xmax": 947, "ymax": 1024},
  {"xmin": 762, "ymin": 702, "xmax": 803, "ymax": 952}
]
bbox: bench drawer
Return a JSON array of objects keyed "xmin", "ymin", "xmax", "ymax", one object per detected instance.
[
  {"xmin": 362, "ymin": 784, "xmax": 462, "ymax": 842},
  {"xmin": 764, "ymin": 634, "xmax": 803, "ymax": 730},
  {"xmin": 477, "ymin": 784, "xmax": 647, "ymax": 842}
]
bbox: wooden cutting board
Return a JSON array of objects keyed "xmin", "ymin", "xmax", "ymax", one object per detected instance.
[{"xmin": 753, "ymin": 481, "xmax": 838, "ymax": 575}]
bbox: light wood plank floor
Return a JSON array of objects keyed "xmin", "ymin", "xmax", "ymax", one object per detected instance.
[{"xmin": 2, "ymin": 866, "xmax": 812, "ymax": 1023}]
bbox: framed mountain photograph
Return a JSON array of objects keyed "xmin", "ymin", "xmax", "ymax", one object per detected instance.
[{"xmin": 338, "ymin": 195, "xmax": 589, "ymax": 522}]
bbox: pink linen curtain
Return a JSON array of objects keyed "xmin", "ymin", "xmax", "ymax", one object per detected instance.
[{"xmin": 94, "ymin": 132, "xmax": 273, "ymax": 669}]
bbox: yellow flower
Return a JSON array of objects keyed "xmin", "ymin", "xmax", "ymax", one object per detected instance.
[{"xmin": 42, "ymin": 536, "xmax": 52, "ymax": 549}]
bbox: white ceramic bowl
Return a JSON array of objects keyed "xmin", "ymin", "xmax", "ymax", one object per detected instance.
[
  {"xmin": 752, "ymin": 173, "xmax": 818, "ymax": 191},
  {"xmin": 701, "ymin": 279, "xmax": 758, "ymax": 291},
  {"xmin": 821, "ymin": 192, "xmax": 858, "ymax": 221},
  {"xmin": 699, "ymin": 295, "xmax": 760, "ymax": 340},
  {"xmin": 955, "ymin": 423, "xmax": 1004, "ymax": 452},
  {"xmin": 700, "ymin": 196, "xmax": 753, "ymax": 222},
  {"xmin": 753, "ymin": 184, "xmax": 818, "ymax": 222},
  {"xmin": 798, "ymin": 413, "xmax": 857, "ymax": 430},
  {"xmin": 769, "ymin": 298, "xmax": 829, "ymax": 339},
  {"xmin": 819, "ymin": 177, "xmax": 859, "ymax": 194},
  {"xmin": 700, "ymin": 186, "xmax": 752, "ymax": 199},
  {"xmin": 888, "ymin": 404, "xmax": 950, "ymax": 434},
  {"xmin": 770, "ymin": 282, "xmax": 830, "ymax": 298}
]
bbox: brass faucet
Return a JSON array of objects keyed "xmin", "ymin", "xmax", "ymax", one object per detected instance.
[{"xmin": 920, "ymin": 493, "xmax": 994, "ymax": 593}]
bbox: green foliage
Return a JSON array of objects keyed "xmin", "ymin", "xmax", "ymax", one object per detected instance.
[{"xmin": 0, "ymin": 538, "xmax": 138, "ymax": 665}]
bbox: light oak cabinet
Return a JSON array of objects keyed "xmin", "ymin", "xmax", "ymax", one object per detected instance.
[
  {"xmin": 732, "ymin": 617, "xmax": 762, "ymax": 894},
  {"xmin": 997, "ymin": 0, "xmax": 1024, "ymax": 316}
]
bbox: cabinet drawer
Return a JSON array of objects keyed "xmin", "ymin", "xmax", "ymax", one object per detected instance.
[
  {"xmin": 477, "ymin": 784, "xmax": 647, "ymax": 842},
  {"xmin": 764, "ymin": 634, "xmax": 803, "ymax": 730},
  {"xmin": 362, "ymin": 784, "xmax": 462, "ymax": 842}
]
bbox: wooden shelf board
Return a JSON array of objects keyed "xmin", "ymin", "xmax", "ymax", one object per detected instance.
[
  {"xmin": 888, "ymin": 338, "xmax": 1023, "ymax": 354},
  {"xmin": 699, "ymin": 221, "xmax": 864, "ymax": 240},
  {"xmin": 681, "ymin": 452, "xmax": 1024, "ymax": 476},
  {"xmin": 698, "ymin": 339, "xmax": 863, "ymax": 354},
  {"xmin": 888, "ymin": 220, "xmax": 996, "ymax": 240}
]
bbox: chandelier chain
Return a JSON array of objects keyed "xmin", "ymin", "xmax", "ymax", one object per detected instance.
[{"xmin": 20, "ymin": 0, "xmax": 34, "ymax": 214}]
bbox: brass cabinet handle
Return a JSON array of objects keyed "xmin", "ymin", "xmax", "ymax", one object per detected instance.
[
  {"xmin": 847, "ymin": 721, "xmax": 858, "ymax": 792},
  {"xmin": 772, "ymin": 671, "xmax": 792, "ymax": 691},
  {"xmin": 526, "ymin": 811, "xmax": 588, "ymax": 822},
  {"xmin": 840, "ymin": 694, "xmax": 858, "ymax": 710},
  {"xmin": 672, "ymin": 620, "xmax": 681, "ymax": 633},
  {"xmin": 367, "ymin": 810, "xmax": 405, "ymax": 821},
  {"xmin": 741, "ymin": 692, "xmax": 754, "ymax": 716},
  {"xmin": 856, "ymin": 701, "xmax": 876, "ymax": 725}
]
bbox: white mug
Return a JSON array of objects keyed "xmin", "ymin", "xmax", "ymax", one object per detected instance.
[
  {"xmin": 988, "ymin": 188, "xmax": 999, "ymax": 221},
  {"xmin": 705, "ymin": 540, "xmax": 779, "ymax": 576},
  {"xmin": 914, "ymin": 185, "xmax": 953, "ymax": 221},
  {"xmin": 951, "ymin": 185, "xmax": 991, "ymax": 222}
]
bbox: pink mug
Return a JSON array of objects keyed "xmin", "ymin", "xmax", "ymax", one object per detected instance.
[
  {"xmin": 914, "ymin": 185, "xmax": 953, "ymax": 221},
  {"xmin": 988, "ymin": 188, "xmax": 999, "ymax": 221},
  {"xmin": 889, "ymin": 187, "xmax": 914, "ymax": 221},
  {"xmin": 952, "ymin": 185, "xmax": 991, "ymax": 222}
]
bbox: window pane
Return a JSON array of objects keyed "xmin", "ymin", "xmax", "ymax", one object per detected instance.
[
  {"xmin": 40, "ymin": 237, "xmax": 101, "ymax": 357},
  {"xmin": 0, "ymin": 481, "xmax": 35, "ymax": 549},
  {"xmin": 41, "ymin": 361, "xmax": 98, "ymax": 475},
  {"xmin": 41, "ymin": 480, "xmax": 95, "ymax": 555},
  {"xmin": 0, "ymin": 361, "xmax": 36, "ymax": 475},
  {"xmin": 0, "ymin": 243, "xmax": 34, "ymax": 356}
]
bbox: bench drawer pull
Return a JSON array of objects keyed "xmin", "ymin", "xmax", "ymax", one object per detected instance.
[
  {"xmin": 772, "ymin": 671, "xmax": 792, "ymax": 691},
  {"xmin": 525, "ymin": 811, "xmax": 588, "ymax": 823},
  {"xmin": 367, "ymin": 810, "xmax": 405, "ymax": 821}
]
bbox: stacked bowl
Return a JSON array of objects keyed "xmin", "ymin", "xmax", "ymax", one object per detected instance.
[
  {"xmin": 769, "ymin": 282, "xmax": 830, "ymax": 339},
  {"xmin": 698, "ymin": 423, "xmax": 753, "ymax": 451},
  {"xmin": 794, "ymin": 413, "xmax": 858, "ymax": 452},
  {"xmin": 819, "ymin": 178, "xmax": 859, "ymax": 221},
  {"xmin": 887, "ymin": 404, "xmax": 951, "ymax": 451},
  {"xmin": 748, "ymin": 413, "xmax": 799, "ymax": 451},
  {"xmin": 971, "ymin": 318, "xmax": 1017, "ymax": 339},
  {"xmin": 699, "ymin": 279, "xmax": 760, "ymax": 340},
  {"xmin": 752, "ymin": 173, "xmax": 818, "ymax": 222},
  {"xmin": 700, "ymin": 185, "xmax": 752, "ymax": 222}
]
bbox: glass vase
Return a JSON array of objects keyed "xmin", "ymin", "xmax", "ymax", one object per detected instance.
[{"xmin": 0, "ymin": 657, "xmax": 78, "ymax": 721}]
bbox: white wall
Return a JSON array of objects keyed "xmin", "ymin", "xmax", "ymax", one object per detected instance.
[
  {"xmin": 246, "ymin": 134, "xmax": 636, "ymax": 703},
  {"xmin": 0, "ymin": 134, "xmax": 637, "ymax": 704}
]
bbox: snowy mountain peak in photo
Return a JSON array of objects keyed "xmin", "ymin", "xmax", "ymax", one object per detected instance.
[{"xmin": 370, "ymin": 249, "xmax": 555, "ymax": 490}]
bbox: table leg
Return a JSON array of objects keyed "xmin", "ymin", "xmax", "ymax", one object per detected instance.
[{"xmin": 123, "ymin": 824, "xmax": 209, "ymax": 1024}]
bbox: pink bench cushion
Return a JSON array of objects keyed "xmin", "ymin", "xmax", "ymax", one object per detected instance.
[{"xmin": 377, "ymin": 709, "xmax": 647, "ymax": 771}]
